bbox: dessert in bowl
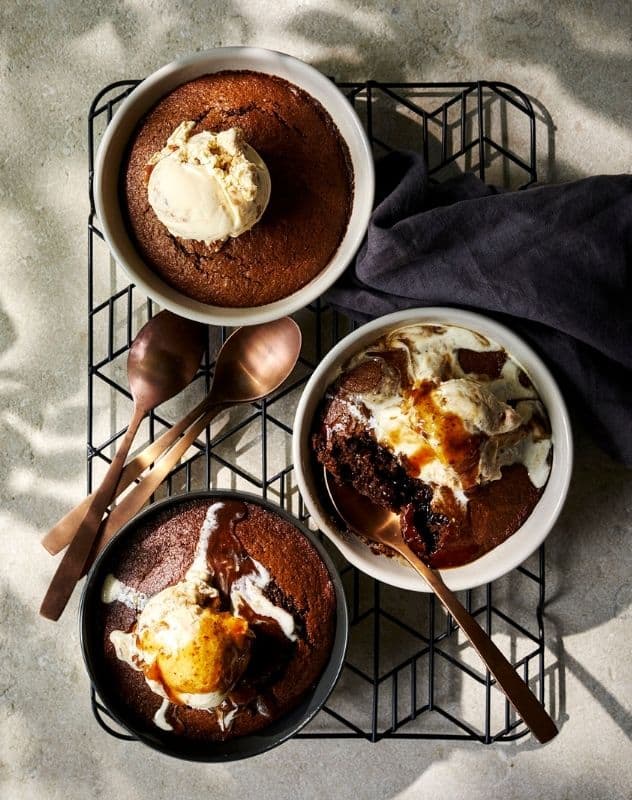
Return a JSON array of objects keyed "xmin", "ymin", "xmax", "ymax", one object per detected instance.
[
  {"xmin": 293, "ymin": 308, "xmax": 572, "ymax": 592},
  {"xmin": 94, "ymin": 47, "xmax": 374, "ymax": 325},
  {"xmin": 80, "ymin": 491, "xmax": 347, "ymax": 761}
]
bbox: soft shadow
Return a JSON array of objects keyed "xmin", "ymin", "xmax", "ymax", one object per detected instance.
[
  {"xmin": 526, "ymin": 95, "xmax": 557, "ymax": 183},
  {"xmin": 476, "ymin": 1, "xmax": 632, "ymax": 134},
  {"xmin": 546, "ymin": 612, "xmax": 631, "ymax": 742},
  {"xmin": 542, "ymin": 423, "xmax": 632, "ymax": 740},
  {"xmin": 3, "ymin": 2, "xmax": 630, "ymax": 797}
]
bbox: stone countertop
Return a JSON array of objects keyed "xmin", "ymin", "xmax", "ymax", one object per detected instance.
[{"xmin": 1, "ymin": 2, "xmax": 631, "ymax": 799}]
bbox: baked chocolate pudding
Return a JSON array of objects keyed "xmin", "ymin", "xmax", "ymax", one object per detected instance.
[
  {"xmin": 312, "ymin": 324, "xmax": 553, "ymax": 568},
  {"xmin": 98, "ymin": 496, "xmax": 336, "ymax": 742},
  {"xmin": 123, "ymin": 70, "xmax": 354, "ymax": 307}
]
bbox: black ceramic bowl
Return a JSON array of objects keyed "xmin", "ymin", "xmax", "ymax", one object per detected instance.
[{"xmin": 80, "ymin": 490, "xmax": 348, "ymax": 761}]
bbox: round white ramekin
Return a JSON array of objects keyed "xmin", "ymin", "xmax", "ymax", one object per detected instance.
[
  {"xmin": 94, "ymin": 47, "xmax": 374, "ymax": 326},
  {"xmin": 292, "ymin": 307, "xmax": 573, "ymax": 592}
]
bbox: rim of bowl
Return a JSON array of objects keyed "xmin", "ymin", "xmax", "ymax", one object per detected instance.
[
  {"xmin": 292, "ymin": 307, "xmax": 573, "ymax": 593},
  {"xmin": 79, "ymin": 489, "xmax": 349, "ymax": 761},
  {"xmin": 94, "ymin": 46, "xmax": 375, "ymax": 326}
]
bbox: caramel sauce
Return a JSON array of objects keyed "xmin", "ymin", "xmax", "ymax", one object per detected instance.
[
  {"xmin": 204, "ymin": 500, "xmax": 251, "ymax": 597},
  {"xmin": 139, "ymin": 500, "xmax": 299, "ymax": 735},
  {"xmin": 429, "ymin": 540, "xmax": 483, "ymax": 569},
  {"xmin": 399, "ymin": 465, "xmax": 542, "ymax": 568},
  {"xmin": 407, "ymin": 382, "xmax": 484, "ymax": 490},
  {"xmin": 146, "ymin": 661, "xmax": 181, "ymax": 705},
  {"xmin": 143, "ymin": 162, "xmax": 156, "ymax": 185},
  {"xmin": 405, "ymin": 443, "xmax": 436, "ymax": 473},
  {"xmin": 201, "ymin": 500, "xmax": 298, "ymax": 729}
]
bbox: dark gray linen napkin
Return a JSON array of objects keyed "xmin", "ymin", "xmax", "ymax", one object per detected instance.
[{"xmin": 326, "ymin": 152, "xmax": 632, "ymax": 465}]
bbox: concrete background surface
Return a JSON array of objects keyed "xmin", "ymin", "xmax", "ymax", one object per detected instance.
[{"xmin": 1, "ymin": 2, "xmax": 631, "ymax": 799}]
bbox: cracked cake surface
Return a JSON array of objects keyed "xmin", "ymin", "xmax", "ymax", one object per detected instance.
[{"xmin": 123, "ymin": 70, "xmax": 353, "ymax": 307}]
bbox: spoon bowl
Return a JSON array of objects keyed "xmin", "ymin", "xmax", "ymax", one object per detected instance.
[
  {"xmin": 40, "ymin": 310, "xmax": 207, "ymax": 621},
  {"xmin": 128, "ymin": 310, "xmax": 208, "ymax": 406},
  {"xmin": 85, "ymin": 317, "xmax": 302, "ymax": 562},
  {"xmin": 41, "ymin": 317, "xmax": 301, "ymax": 561},
  {"xmin": 213, "ymin": 318, "xmax": 303, "ymax": 404},
  {"xmin": 324, "ymin": 475, "xmax": 402, "ymax": 547}
]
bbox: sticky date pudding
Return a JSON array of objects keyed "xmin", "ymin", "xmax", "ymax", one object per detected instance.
[{"xmin": 312, "ymin": 323, "xmax": 553, "ymax": 568}]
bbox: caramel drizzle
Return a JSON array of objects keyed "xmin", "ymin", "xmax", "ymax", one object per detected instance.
[{"xmin": 104, "ymin": 500, "xmax": 299, "ymax": 733}]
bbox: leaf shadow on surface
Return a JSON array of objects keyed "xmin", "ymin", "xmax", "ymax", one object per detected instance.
[{"xmin": 1, "ymin": 1, "xmax": 631, "ymax": 796}]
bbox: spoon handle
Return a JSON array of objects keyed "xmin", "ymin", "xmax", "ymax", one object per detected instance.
[
  {"xmin": 84, "ymin": 402, "xmax": 228, "ymax": 571},
  {"xmin": 398, "ymin": 546, "xmax": 558, "ymax": 744},
  {"xmin": 41, "ymin": 394, "xmax": 214, "ymax": 556},
  {"xmin": 40, "ymin": 405, "xmax": 146, "ymax": 621}
]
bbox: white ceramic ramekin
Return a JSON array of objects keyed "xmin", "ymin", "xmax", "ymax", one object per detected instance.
[
  {"xmin": 292, "ymin": 308, "xmax": 573, "ymax": 592},
  {"xmin": 94, "ymin": 47, "xmax": 374, "ymax": 326}
]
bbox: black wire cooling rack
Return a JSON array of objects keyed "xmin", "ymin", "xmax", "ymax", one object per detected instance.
[{"xmin": 87, "ymin": 78, "xmax": 556, "ymax": 744}]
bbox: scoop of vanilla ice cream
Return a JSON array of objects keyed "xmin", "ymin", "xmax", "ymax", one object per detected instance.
[
  {"xmin": 430, "ymin": 379, "xmax": 533, "ymax": 486},
  {"xmin": 419, "ymin": 379, "xmax": 523, "ymax": 490},
  {"xmin": 431, "ymin": 378, "xmax": 523, "ymax": 436},
  {"xmin": 111, "ymin": 581, "xmax": 252, "ymax": 710},
  {"xmin": 360, "ymin": 376, "xmax": 525, "ymax": 495},
  {"xmin": 347, "ymin": 325, "xmax": 552, "ymax": 505},
  {"xmin": 147, "ymin": 122, "xmax": 271, "ymax": 244}
]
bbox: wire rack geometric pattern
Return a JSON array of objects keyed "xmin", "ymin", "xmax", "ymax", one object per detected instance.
[{"xmin": 87, "ymin": 78, "xmax": 551, "ymax": 743}]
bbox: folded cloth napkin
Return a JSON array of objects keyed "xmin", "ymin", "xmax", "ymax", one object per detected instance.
[{"xmin": 326, "ymin": 151, "xmax": 632, "ymax": 465}]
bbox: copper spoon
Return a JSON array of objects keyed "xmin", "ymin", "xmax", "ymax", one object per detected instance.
[
  {"xmin": 324, "ymin": 472, "xmax": 558, "ymax": 744},
  {"xmin": 84, "ymin": 316, "xmax": 302, "ymax": 569},
  {"xmin": 40, "ymin": 310, "xmax": 207, "ymax": 621},
  {"xmin": 42, "ymin": 318, "xmax": 300, "ymax": 557},
  {"xmin": 41, "ymin": 395, "xmax": 210, "ymax": 555}
]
